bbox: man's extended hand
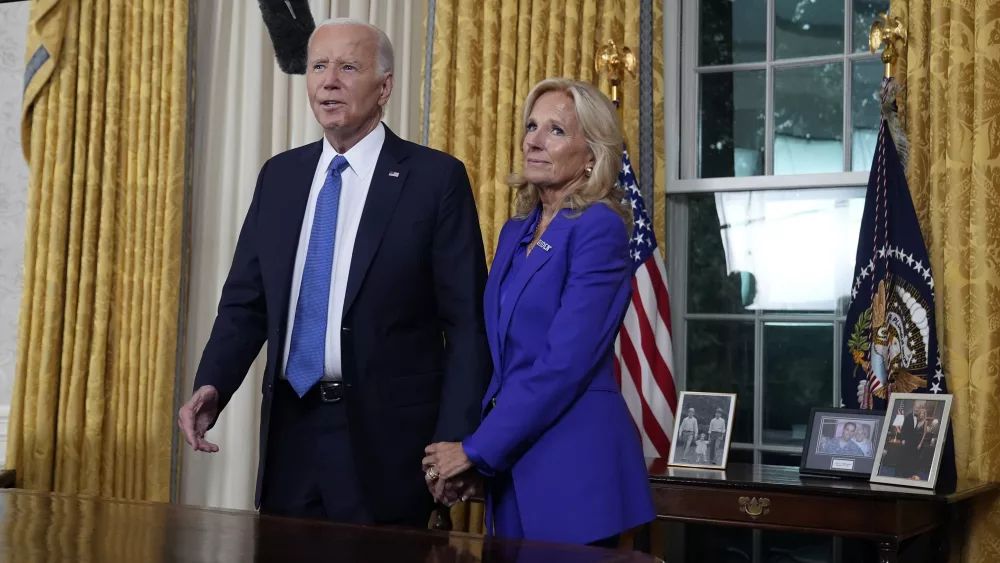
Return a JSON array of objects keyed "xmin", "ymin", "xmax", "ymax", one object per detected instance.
[{"xmin": 177, "ymin": 385, "xmax": 220, "ymax": 453}]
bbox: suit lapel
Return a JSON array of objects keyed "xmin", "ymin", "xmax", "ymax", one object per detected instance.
[
  {"xmin": 484, "ymin": 211, "xmax": 535, "ymax": 376},
  {"xmin": 274, "ymin": 141, "xmax": 323, "ymax": 339},
  {"xmin": 342, "ymin": 127, "xmax": 409, "ymax": 317},
  {"xmin": 496, "ymin": 210, "xmax": 570, "ymax": 350}
]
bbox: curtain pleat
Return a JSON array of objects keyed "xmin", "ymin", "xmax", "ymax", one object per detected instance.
[
  {"xmin": 8, "ymin": 0, "xmax": 190, "ymax": 505},
  {"xmin": 893, "ymin": 0, "xmax": 1000, "ymax": 561}
]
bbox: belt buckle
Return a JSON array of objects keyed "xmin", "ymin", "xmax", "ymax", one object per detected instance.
[{"xmin": 318, "ymin": 381, "xmax": 344, "ymax": 403}]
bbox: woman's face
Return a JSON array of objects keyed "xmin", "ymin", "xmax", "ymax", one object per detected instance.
[{"xmin": 522, "ymin": 91, "xmax": 594, "ymax": 189}]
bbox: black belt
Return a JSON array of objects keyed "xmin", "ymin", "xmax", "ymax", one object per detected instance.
[
  {"xmin": 278, "ymin": 379, "xmax": 346, "ymax": 404},
  {"xmin": 317, "ymin": 381, "xmax": 345, "ymax": 403}
]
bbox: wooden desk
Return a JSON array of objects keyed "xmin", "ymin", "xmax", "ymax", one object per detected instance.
[
  {"xmin": 0, "ymin": 488, "xmax": 663, "ymax": 562},
  {"xmin": 647, "ymin": 462, "xmax": 997, "ymax": 563}
]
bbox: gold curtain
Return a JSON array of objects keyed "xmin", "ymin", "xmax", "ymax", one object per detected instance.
[
  {"xmin": 422, "ymin": 0, "xmax": 661, "ymax": 265},
  {"xmin": 422, "ymin": 0, "xmax": 664, "ymax": 534},
  {"xmin": 7, "ymin": 0, "xmax": 190, "ymax": 502},
  {"xmin": 894, "ymin": 1, "xmax": 1000, "ymax": 560}
]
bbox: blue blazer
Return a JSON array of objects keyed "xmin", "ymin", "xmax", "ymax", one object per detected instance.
[{"xmin": 463, "ymin": 203, "xmax": 655, "ymax": 544}]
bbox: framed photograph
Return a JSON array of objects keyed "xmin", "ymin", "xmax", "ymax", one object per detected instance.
[
  {"xmin": 668, "ymin": 391, "xmax": 737, "ymax": 470},
  {"xmin": 799, "ymin": 408, "xmax": 885, "ymax": 479},
  {"xmin": 871, "ymin": 393, "xmax": 953, "ymax": 489}
]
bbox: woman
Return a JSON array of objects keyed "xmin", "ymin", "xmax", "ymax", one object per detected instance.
[{"xmin": 421, "ymin": 78, "xmax": 655, "ymax": 546}]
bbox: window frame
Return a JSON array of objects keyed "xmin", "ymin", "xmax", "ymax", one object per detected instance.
[
  {"xmin": 662, "ymin": 0, "xmax": 886, "ymax": 463},
  {"xmin": 668, "ymin": 0, "xmax": 882, "ymax": 195}
]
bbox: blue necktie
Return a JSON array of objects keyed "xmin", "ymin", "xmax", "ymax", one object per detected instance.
[{"xmin": 286, "ymin": 155, "xmax": 350, "ymax": 397}]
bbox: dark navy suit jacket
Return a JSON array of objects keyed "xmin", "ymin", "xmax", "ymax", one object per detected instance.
[
  {"xmin": 193, "ymin": 126, "xmax": 492, "ymax": 521},
  {"xmin": 463, "ymin": 203, "xmax": 655, "ymax": 544}
]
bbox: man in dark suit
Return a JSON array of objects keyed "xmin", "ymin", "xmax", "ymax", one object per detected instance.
[
  {"xmin": 896, "ymin": 405, "xmax": 926, "ymax": 478},
  {"xmin": 177, "ymin": 18, "xmax": 491, "ymax": 527}
]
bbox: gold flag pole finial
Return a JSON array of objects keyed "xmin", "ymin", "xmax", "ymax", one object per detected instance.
[
  {"xmin": 594, "ymin": 39, "xmax": 636, "ymax": 110},
  {"xmin": 869, "ymin": 13, "xmax": 906, "ymax": 78}
]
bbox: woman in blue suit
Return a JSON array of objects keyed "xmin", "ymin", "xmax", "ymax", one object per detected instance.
[{"xmin": 422, "ymin": 78, "xmax": 655, "ymax": 547}]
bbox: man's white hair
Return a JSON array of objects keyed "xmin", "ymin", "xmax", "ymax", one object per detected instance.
[{"xmin": 308, "ymin": 18, "xmax": 394, "ymax": 76}]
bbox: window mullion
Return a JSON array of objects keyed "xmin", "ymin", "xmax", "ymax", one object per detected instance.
[
  {"xmin": 764, "ymin": 0, "xmax": 775, "ymax": 177},
  {"xmin": 843, "ymin": 0, "xmax": 854, "ymax": 173}
]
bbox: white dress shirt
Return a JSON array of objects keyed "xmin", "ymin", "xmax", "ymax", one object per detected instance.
[
  {"xmin": 709, "ymin": 417, "xmax": 726, "ymax": 433},
  {"xmin": 280, "ymin": 123, "xmax": 385, "ymax": 381}
]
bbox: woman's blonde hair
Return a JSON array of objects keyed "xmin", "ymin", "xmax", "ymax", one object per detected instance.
[{"xmin": 510, "ymin": 78, "xmax": 632, "ymax": 232}]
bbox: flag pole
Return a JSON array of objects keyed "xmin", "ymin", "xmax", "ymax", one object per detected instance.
[{"xmin": 869, "ymin": 13, "xmax": 907, "ymax": 80}]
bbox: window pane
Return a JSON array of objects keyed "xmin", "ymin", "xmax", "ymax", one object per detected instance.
[
  {"xmin": 727, "ymin": 448, "xmax": 756, "ymax": 465},
  {"xmin": 762, "ymin": 531, "xmax": 835, "ymax": 562},
  {"xmin": 699, "ymin": 0, "xmax": 767, "ymax": 65},
  {"xmin": 852, "ymin": 58, "xmax": 884, "ymax": 171},
  {"xmin": 686, "ymin": 320, "xmax": 754, "ymax": 444},
  {"xmin": 684, "ymin": 194, "xmax": 747, "ymax": 314},
  {"xmin": 774, "ymin": 63, "xmax": 845, "ymax": 175},
  {"xmin": 853, "ymin": 0, "xmax": 891, "ymax": 52},
  {"xmin": 711, "ymin": 188, "xmax": 865, "ymax": 312},
  {"xmin": 760, "ymin": 451, "xmax": 802, "ymax": 466},
  {"xmin": 700, "ymin": 70, "xmax": 766, "ymax": 178},
  {"xmin": 775, "ymin": 0, "xmax": 845, "ymax": 59},
  {"xmin": 762, "ymin": 322, "xmax": 834, "ymax": 447}
]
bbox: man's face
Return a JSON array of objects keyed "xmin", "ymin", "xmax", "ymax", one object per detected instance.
[
  {"xmin": 688, "ymin": 409, "xmax": 695, "ymax": 417},
  {"xmin": 842, "ymin": 424, "xmax": 856, "ymax": 441},
  {"xmin": 306, "ymin": 25, "xmax": 392, "ymax": 137}
]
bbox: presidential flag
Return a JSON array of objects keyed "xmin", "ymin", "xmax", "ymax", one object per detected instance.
[
  {"xmin": 614, "ymin": 146, "xmax": 679, "ymax": 458},
  {"xmin": 840, "ymin": 78, "xmax": 955, "ymax": 480}
]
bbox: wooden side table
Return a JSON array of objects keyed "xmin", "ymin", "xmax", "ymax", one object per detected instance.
[{"xmin": 647, "ymin": 462, "xmax": 997, "ymax": 563}]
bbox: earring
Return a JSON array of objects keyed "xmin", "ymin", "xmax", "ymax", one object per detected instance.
[{"xmin": 585, "ymin": 167, "xmax": 593, "ymax": 177}]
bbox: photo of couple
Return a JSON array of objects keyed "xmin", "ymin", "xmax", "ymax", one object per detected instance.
[{"xmin": 814, "ymin": 417, "xmax": 878, "ymax": 458}]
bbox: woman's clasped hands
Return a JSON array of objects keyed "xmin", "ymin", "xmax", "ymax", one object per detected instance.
[{"xmin": 422, "ymin": 442, "xmax": 480, "ymax": 507}]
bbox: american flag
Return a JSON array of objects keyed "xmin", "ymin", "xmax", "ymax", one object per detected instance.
[{"xmin": 614, "ymin": 146, "xmax": 679, "ymax": 458}]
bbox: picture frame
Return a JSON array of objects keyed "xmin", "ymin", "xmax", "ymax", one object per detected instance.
[
  {"xmin": 667, "ymin": 391, "xmax": 737, "ymax": 470},
  {"xmin": 870, "ymin": 393, "xmax": 953, "ymax": 489},
  {"xmin": 799, "ymin": 407, "xmax": 885, "ymax": 479}
]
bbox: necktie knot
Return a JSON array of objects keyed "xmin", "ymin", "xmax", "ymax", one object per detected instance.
[{"xmin": 329, "ymin": 155, "xmax": 349, "ymax": 176}]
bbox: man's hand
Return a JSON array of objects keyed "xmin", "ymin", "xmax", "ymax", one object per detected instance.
[{"xmin": 177, "ymin": 385, "xmax": 220, "ymax": 453}]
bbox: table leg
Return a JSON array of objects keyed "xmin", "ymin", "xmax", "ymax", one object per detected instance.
[
  {"xmin": 877, "ymin": 541, "xmax": 898, "ymax": 563},
  {"xmin": 932, "ymin": 524, "xmax": 951, "ymax": 562}
]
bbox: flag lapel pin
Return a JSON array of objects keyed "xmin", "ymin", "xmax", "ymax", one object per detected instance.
[{"xmin": 388, "ymin": 171, "xmax": 399, "ymax": 177}]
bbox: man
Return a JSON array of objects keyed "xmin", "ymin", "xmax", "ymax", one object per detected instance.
[
  {"xmin": 707, "ymin": 408, "xmax": 726, "ymax": 464},
  {"xmin": 896, "ymin": 406, "xmax": 926, "ymax": 478},
  {"xmin": 177, "ymin": 19, "xmax": 491, "ymax": 527},
  {"xmin": 679, "ymin": 408, "xmax": 698, "ymax": 460},
  {"xmin": 818, "ymin": 422, "xmax": 863, "ymax": 456}
]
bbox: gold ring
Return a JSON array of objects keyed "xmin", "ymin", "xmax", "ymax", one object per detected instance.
[{"xmin": 426, "ymin": 468, "xmax": 440, "ymax": 481}]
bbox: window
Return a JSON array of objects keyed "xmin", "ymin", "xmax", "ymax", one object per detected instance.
[
  {"xmin": 662, "ymin": 4, "xmax": 891, "ymax": 560},
  {"xmin": 665, "ymin": 0, "xmax": 890, "ymax": 466}
]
